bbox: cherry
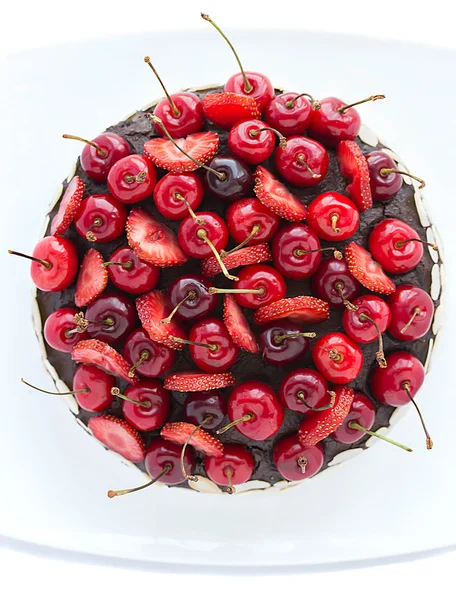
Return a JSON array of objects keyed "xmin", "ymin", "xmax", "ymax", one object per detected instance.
[
  {"xmin": 44, "ymin": 308, "xmax": 88, "ymax": 353},
  {"xmin": 258, "ymin": 320, "xmax": 316, "ymax": 366},
  {"xmin": 273, "ymin": 435, "xmax": 324, "ymax": 481},
  {"xmin": 366, "ymin": 151, "xmax": 425, "ymax": 201},
  {"xmin": 312, "ymin": 332, "xmax": 364, "ymax": 384},
  {"xmin": 203, "ymin": 155, "xmax": 253, "ymax": 201},
  {"xmin": 168, "ymin": 274, "xmax": 217, "ymax": 321},
  {"xmin": 312, "ymin": 256, "xmax": 361, "ymax": 308},
  {"xmin": 178, "ymin": 212, "xmax": 228, "ymax": 259},
  {"xmin": 85, "ymin": 292, "xmax": 136, "ymax": 344},
  {"xmin": 279, "ymin": 368, "xmax": 329, "ymax": 414},
  {"xmin": 153, "ymin": 172, "xmax": 204, "ymax": 220},
  {"xmin": 123, "ymin": 328, "xmax": 175, "ymax": 378},
  {"xmin": 184, "ymin": 391, "xmax": 226, "ymax": 431},
  {"xmin": 74, "ymin": 194, "xmax": 127, "ymax": 243},
  {"xmin": 387, "ymin": 285, "xmax": 434, "ymax": 341},
  {"xmin": 228, "ymin": 119, "xmax": 285, "ymax": 164},
  {"xmin": 104, "ymin": 247, "xmax": 160, "ymax": 295},
  {"xmin": 307, "ymin": 192, "xmax": 360, "ymax": 241},
  {"xmin": 9, "ymin": 236, "xmax": 78, "ymax": 292},
  {"xmin": 107, "ymin": 154, "xmax": 156, "ymax": 204},
  {"xmin": 62, "ymin": 132, "xmax": 131, "ymax": 182},
  {"xmin": 187, "ymin": 317, "xmax": 239, "ymax": 373},
  {"xmin": 226, "ymin": 197, "xmax": 280, "ymax": 248},
  {"xmin": 113, "ymin": 380, "xmax": 170, "ymax": 432},
  {"xmin": 264, "ymin": 92, "xmax": 314, "ymax": 137},
  {"xmin": 205, "ymin": 444, "xmax": 255, "ymax": 493},
  {"xmin": 275, "ymin": 136, "xmax": 329, "ymax": 186},
  {"xmin": 332, "ymin": 392, "xmax": 375, "ymax": 443}
]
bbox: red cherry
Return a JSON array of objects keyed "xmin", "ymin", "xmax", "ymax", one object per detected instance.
[
  {"xmin": 264, "ymin": 92, "xmax": 313, "ymax": 137},
  {"xmin": 228, "ymin": 119, "xmax": 280, "ymax": 164},
  {"xmin": 273, "ymin": 435, "xmax": 324, "ymax": 481},
  {"xmin": 331, "ymin": 392, "xmax": 375, "ymax": 444},
  {"xmin": 205, "ymin": 444, "xmax": 255, "ymax": 493},
  {"xmin": 153, "ymin": 172, "xmax": 204, "ymax": 220},
  {"xmin": 178, "ymin": 212, "xmax": 228, "ymax": 259},
  {"xmin": 387, "ymin": 285, "xmax": 434, "ymax": 341},
  {"xmin": 230, "ymin": 264, "xmax": 286, "ymax": 309},
  {"xmin": 342, "ymin": 295, "xmax": 391, "ymax": 344},
  {"xmin": 312, "ymin": 332, "xmax": 364, "ymax": 384},
  {"xmin": 107, "ymin": 154, "xmax": 157, "ymax": 204},
  {"xmin": 312, "ymin": 256, "xmax": 361, "ymax": 308},
  {"xmin": 308, "ymin": 97, "xmax": 361, "ymax": 146},
  {"xmin": 44, "ymin": 308, "xmax": 88, "ymax": 353},
  {"xmin": 105, "ymin": 247, "xmax": 160, "ymax": 295},
  {"xmin": 145, "ymin": 438, "xmax": 195, "ymax": 485},
  {"xmin": 258, "ymin": 320, "xmax": 315, "ymax": 366},
  {"xmin": 279, "ymin": 368, "xmax": 329, "ymax": 414},
  {"xmin": 114, "ymin": 380, "xmax": 170, "ymax": 432},
  {"xmin": 74, "ymin": 194, "xmax": 127, "ymax": 243},
  {"xmin": 307, "ymin": 192, "xmax": 360, "ymax": 241},
  {"xmin": 168, "ymin": 274, "xmax": 217, "ymax": 321},
  {"xmin": 275, "ymin": 136, "xmax": 329, "ymax": 186},
  {"xmin": 188, "ymin": 318, "xmax": 239, "ymax": 373},
  {"xmin": 72, "ymin": 364, "xmax": 116, "ymax": 412},
  {"xmin": 154, "ymin": 92, "xmax": 204, "ymax": 138},
  {"xmin": 226, "ymin": 197, "xmax": 280, "ymax": 247},
  {"xmin": 367, "ymin": 151, "xmax": 426, "ymax": 201},
  {"xmin": 123, "ymin": 328, "xmax": 175, "ymax": 378},
  {"xmin": 85, "ymin": 292, "xmax": 137, "ymax": 344},
  {"xmin": 184, "ymin": 391, "xmax": 226, "ymax": 431}
]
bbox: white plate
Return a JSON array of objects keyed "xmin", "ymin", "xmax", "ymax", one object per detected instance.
[{"xmin": 1, "ymin": 29, "xmax": 455, "ymax": 569}]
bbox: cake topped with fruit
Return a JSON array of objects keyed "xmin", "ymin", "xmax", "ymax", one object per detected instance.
[{"xmin": 12, "ymin": 14, "xmax": 442, "ymax": 497}]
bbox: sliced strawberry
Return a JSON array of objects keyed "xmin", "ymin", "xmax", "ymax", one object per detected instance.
[
  {"xmin": 161, "ymin": 422, "xmax": 224, "ymax": 457},
  {"xmin": 298, "ymin": 386, "xmax": 354, "ymax": 446},
  {"xmin": 74, "ymin": 248, "xmax": 108, "ymax": 307},
  {"xmin": 254, "ymin": 296, "xmax": 330, "ymax": 325},
  {"xmin": 126, "ymin": 207, "xmax": 187, "ymax": 267},
  {"xmin": 202, "ymin": 92, "xmax": 260, "ymax": 129},
  {"xmin": 164, "ymin": 371, "xmax": 235, "ymax": 393},
  {"xmin": 72, "ymin": 339, "xmax": 138, "ymax": 383},
  {"xmin": 89, "ymin": 415, "xmax": 145, "ymax": 462},
  {"xmin": 201, "ymin": 243, "xmax": 272, "ymax": 277},
  {"xmin": 50, "ymin": 176, "xmax": 85, "ymax": 235},
  {"xmin": 144, "ymin": 131, "xmax": 219, "ymax": 173},
  {"xmin": 223, "ymin": 295, "xmax": 259, "ymax": 353},
  {"xmin": 254, "ymin": 166, "xmax": 307, "ymax": 222},
  {"xmin": 337, "ymin": 140, "xmax": 373, "ymax": 212},
  {"xmin": 136, "ymin": 290, "xmax": 187, "ymax": 350},
  {"xmin": 345, "ymin": 242, "xmax": 396, "ymax": 295}
]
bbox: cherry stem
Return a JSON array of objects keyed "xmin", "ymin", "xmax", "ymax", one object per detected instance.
[
  {"xmin": 111, "ymin": 387, "xmax": 151, "ymax": 409},
  {"xmin": 8, "ymin": 250, "xmax": 51, "ymax": 269},
  {"xmin": 169, "ymin": 336, "xmax": 218, "ymax": 352},
  {"xmin": 329, "ymin": 349, "xmax": 343, "ymax": 363},
  {"xmin": 107, "ymin": 463, "xmax": 172, "ymax": 498},
  {"xmin": 274, "ymin": 332, "xmax": 316, "ymax": 344},
  {"xmin": 400, "ymin": 307, "xmax": 422, "ymax": 334},
  {"xmin": 402, "ymin": 383, "xmax": 433, "ymax": 450},
  {"xmin": 285, "ymin": 93, "xmax": 321, "ymax": 110},
  {"xmin": 297, "ymin": 456, "xmax": 308, "ymax": 474},
  {"xmin": 62, "ymin": 134, "xmax": 108, "ymax": 158},
  {"xmin": 208, "ymin": 286, "xmax": 264, "ymax": 296},
  {"xmin": 216, "ymin": 413, "xmax": 254, "ymax": 435},
  {"xmin": 395, "ymin": 238, "xmax": 438, "ymax": 252},
  {"xmin": 201, "ymin": 13, "xmax": 253, "ymax": 93},
  {"xmin": 348, "ymin": 421, "xmax": 413, "ymax": 453},
  {"xmin": 337, "ymin": 94, "xmax": 385, "ymax": 114},
  {"xmin": 180, "ymin": 416, "xmax": 213, "ymax": 482},
  {"xmin": 143, "ymin": 56, "xmax": 180, "ymax": 117},
  {"xmin": 249, "ymin": 127, "xmax": 287, "ymax": 149},
  {"xmin": 296, "ymin": 153, "xmax": 321, "ymax": 178},
  {"xmin": 221, "ymin": 224, "xmax": 261, "ymax": 257},
  {"xmin": 335, "ymin": 282, "xmax": 358, "ymax": 311},
  {"xmin": 86, "ymin": 217, "xmax": 103, "ymax": 242},
  {"xmin": 358, "ymin": 313, "xmax": 387, "ymax": 368},
  {"xmin": 197, "ymin": 229, "xmax": 238, "ymax": 282},
  {"xmin": 124, "ymin": 171, "xmax": 146, "ymax": 184},
  {"xmin": 297, "ymin": 390, "xmax": 336, "ymax": 412},
  {"xmin": 174, "ymin": 193, "xmax": 206, "ymax": 225},
  {"xmin": 161, "ymin": 291, "xmax": 197, "ymax": 325},
  {"xmin": 330, "ymin": 213, "xmax": 341, "ymax": 234},
  {"xmin": 71, "ymin": 312, "xmax": 114, "ymax": 334},
  {"xmin": 21, "ymin": 378, "xmax": 89, "ymax": 396},
  {"xmin": 102, "ymin": 260, "xmax": 133, "ymax": 270},
  {"xmin": 128, "ymin": 350, "xmax": 150, "ymax": 378},
  {"xmin": 224, "ymin": 466, "xmax": 236, "ymax": 495},
  {"xmin": 294, "ymin": 247, "xmax": 343, "ymax": 260},
  {"xmin": 380, "ymin": 168, "xmax": 425, "ymax": 190}
]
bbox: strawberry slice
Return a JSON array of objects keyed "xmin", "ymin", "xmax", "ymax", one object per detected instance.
[
  {"xmin": 72, "ymin": 339, "xmax": 138, "ymax": 383},
  {"xmin": 298, "ymin": 386, "xmax": 354, "ymax": 446},
  {"xmin": 164, "ymin": 371, "xmax": 235, "ymax": 393},
  {"xmin": 127, "ymin": 207, "xmax": 188, "ymax": 267},
  {"xmin": 337, "ymin": 140, "xmax": 373, "ymax": 212},
  {"xmin": 161, "ymin": 422, "xmax": 224, "ymax": 457},
  {"xmin": 144, "ymin": 131, "xmax": 219, "ymax": 173},
  {"xmin": 74, "ymin": 248, "xmax": 108, "ymax": 307},
  {"xmin": 201, "ymin": 243, "xmax": 272, "ymax": 277},
  {"xmin": 345, "ymin": 242, "xmax": 396, "ymax": 295},
  {"xmin": 254, "ymin": 166, "xmax": 307, "ymax": 222},
  {"xmin": 254, "ymin": 296, "xmax": 330, "ymax": 325},
  {"xmin": 136, "ymin": 290, "xmax": 187, "ymax": 350},
  {"xmin": 202, "ymin": 92, "xmax": 261, "ymax": 129},
  {"xmin": 50, "ymin": 176, "xmax": 85, "ymax": 235},
  {"xmin": 223, "ymin": 295, "xmax": 259, "ymax": 353},
  {"xmin": 89, "ymin": 415, "xmax": 145, "ymax": 462}
]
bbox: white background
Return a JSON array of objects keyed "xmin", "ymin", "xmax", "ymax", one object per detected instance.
[{"xmin": 1, "ymin": 0, "xmax": 455, "ymax": 597}]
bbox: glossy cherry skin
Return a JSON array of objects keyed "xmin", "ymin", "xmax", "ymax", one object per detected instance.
[
  {"xmin": 74, "ymin": 194, "xmax": 127, "ymax": 243},
  {"xmin": 371, "ymin": 351, "xmax": 424, "ymax": 407},
  {"xmin": 307, "ymin": 192, "xmax": 360, "ymax": 242},
  {"xmin": 272, "ymin": 223, "xmax": 321, "ymax": 279},
  {"xmin": 85, "ymin": 292, "xmax": 136, "ymax": 344},
  {"xmin": 273, "ymin": 435, "xmax": 324, "ymax": 481},
  {"xmin": 121, "ymin": 380, "xmax": 170, "ymax": 431},
  {"xmin": 227, "ymin": 382, "xmax": 284, "ymax": 441},
  {"xmin": 308, "ymin": 97, "xmax": 361, "ymax": 146},
  {"xmin": 205, "ymin": 444, "xmax": 255, "ymax": 487},
  {"xmin": 184, "ymin": 391, "xmax": 226, "ymax": 431},
  {"xmin": 30, "ymin": 236, "xmax": 78, "ymax": 292},
  {"xmin": 275, "ymin": 136, "xmax": 329, "ymax": 186},
  {"xmin": 72, "ymin": 364, "xmax": 115, "ymax": 412},
  {"xmin": 258, "ymin": 320, "xmax": 313, "ymax": 366},
  {"xmin": 387, "ymin": 285, "xmax": 434, "ymax": 341},
  {"xmin": 178, "ymin": 212, "xmax": 228, "ymax": 258},
  {"xmin": 44, "ymin": 307, "xmax": 88, "ymax": 353},
  {"xmin": 331, "ymin": 392, "xmax": 376, "ymax": 444},
  {"xmin": 312, "ymin": 332, "xmax": 364, "ymax": 384},
  {"xmin": 169, "ymin": 274, "xmax": 217, "ymax": 320},
  {"xmin": 312, "ymin": 256, "xmax": 361, "ymax": 308},
  {"xmin": 107, "ymin": 154, "xmax": 157, "ymax": 204},
  {"xmin": 189, "ymin": 318, "xmax": 239, "ymax": 373},
  {"xmin": 80, "ymin": 132, "xmax": 131, "ymax": 182},
  {"xmin": 369, "ymin": 218, "xmax": 423, "ymax": 274},
  {"xmin": 225, "ymin": 72, "xmax": 275, "ymax": 113},
  {"xmin": 145, "ymin": 438, "xmax": 195, "ymax": 485},
  {"xmin": 106, "ymin": 247, "xmax": 160, "ymax": 295},
  {"xmin": 154, "ymin": 92, "xmax": 204, "ymax": 138},
  {"xmin": 228, "ymin": 119, "xmax": 276, "ymax": 164},
  {"xmin": 153, "ymin": 172, "xmax": 204, "ymax": 220},
  {"xmin": 366, "ymin": 151, "xmax": 402, "ymax": 201},
  {"xmin": 343, "ymin": 295, "xmax": 391, "ymax": 344},
  {"xmin": 123, "ymin": 328, "xmax": 175, "ymax": 378},
  {"xmin": 226, "ymin": 197, "xmax": 280, "ymax": 246},
  {"xmin": 264, "ymin": 92, "xmax": 313, "ymax": 137},
  {"xmin": 279, "ymin": 368, "xmax": 329, "ymax": 414},
  {"xmin": 233, "ymin": 264, "xmax": 286, "ymax": 309},
  {"xmin": 203, "ymin": 155, "xmax": 253, "ymax": 201}
]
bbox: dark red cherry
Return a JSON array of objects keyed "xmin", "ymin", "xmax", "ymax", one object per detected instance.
[
  {"xmin": 264, "ymin": 92, "xmax": 313, "ymax": 137},
  {"xmin": 331, "ymin": 392, "xmax": 375, "ymax": 444},
  {"xmin": 85, "ymin": 292, "xmax": 137, "ymax": 344},
  {"xmin": 74, "ymin": 194, "xmax": 127, "ymax": 243},
  {"xmin": 275, "ymin": 136, "xmax": 329, "ymax": 186},
  {"xmin": 184, "ymin": 391, "xmax": 226, "ymax": 431},
  {"xmin": 342, "ymin": 295, "xmax": 391, "ymax": 344},
  {"xmin": 279, "ymin": 368, "xmax": 329, "ymax": 414},
  {"xmin": 258, "ymin": 320, "xmax": 314, "ymax": 366},
  {"xmin": 168, "ymin": 274, "xmax": 217, "ymax": 320},
  {"xmin": 154, "ymin": 92, "xmax": 204, "ymax": 138},
  {"xmin": 225, "ymin": 72, "xmax": 274, "ymax": 113},
  {"xmin": 226, "ymin": 197, "xmax": 280, "ymax": 247},
  {"xmin": 105, "ymin": 247, "xmax": 160, "ymax": 295},
  {"xmin": 107, "ymin": 154, "xmax": 156, "ymax": 204},
  {"xmin": 203, "ymin": 155, "xmax": 253, "ymax": 201},
  {"xmin": 228, "ymin": 119, "xmax": 278, "ymax": 164},
  {"xmin": 312, "ymin": 256, "xmax": 361, "ymax": 308},
  {"xmin": 387, "ymin": 285, "xmax": 434, "ymax": 341},
  {"xmin": 232, "ymin": 264, "xmax": 286, "ymax": 309},
  {"xmin": 145, "ymin": 438, "xmax": 195, "ymax": 485},
  {"xmin": 307, "ymin": 192, "xmax": 360, "ymax": 241},
  {"xmin": 119, "ymin": 380, "xmax": 170, "ymax": 431},
  {"xmin": 153, "ymin": 172, "xmax": 204, "ymax": 220},
  {"xmin": 368, "ymin": 218, "xmax": 424, "ymax": 274},
  {"xmin": 178, "ymin": 212, "xmax": 228, "ymax": 259},
  {"xmin": 273, "ymin": 435, "xmax": 324, "ymax": 481},
  {"xmin": 44, "ymin": 307, "xmax": 88, "ymax": 353},
  {"xmin": 308, "ymin": 97, "xmax": 361, "ymax": 146},
  {"xmin": 366, "ymin": 151, "xmax": 402, "ymax": 201},
  {"xmin": 123, "ymin": 328, "xmax": 175, "ymax": 378},
  {"xmin": 205, "ymin": 444, "xmax": 255, "ymax": 492},
  {"xmin": 272, "ymin": 223, "xmax": 323, "ymax": 279},
  {"xmin": 189, "ymin": 318, "xmax": 239, "ymax": 373},
  {"xmin": 312, "ymin": 332, "xmax": 364, "ymax": 384},
  {"xmin": 72, "ymin": 364, "xmax": 115, "ymax": 412}
]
